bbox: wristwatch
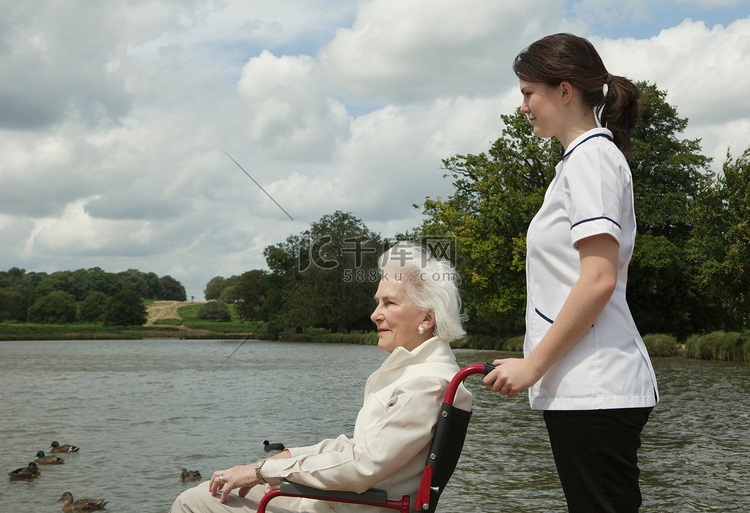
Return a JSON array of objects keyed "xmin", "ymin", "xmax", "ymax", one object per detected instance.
[{"xmin": 255, "ymin": 459, "xmax": 267, "ymax": 484}]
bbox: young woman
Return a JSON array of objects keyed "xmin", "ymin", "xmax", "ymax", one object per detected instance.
[{"xmin": 483, "ymin": 33, "xmax": 659, "ymax": 512}]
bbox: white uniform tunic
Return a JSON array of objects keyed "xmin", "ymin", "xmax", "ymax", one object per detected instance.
[{"xmin": 524, "ymin": 128, "xmax": 659, "ymax": 411}]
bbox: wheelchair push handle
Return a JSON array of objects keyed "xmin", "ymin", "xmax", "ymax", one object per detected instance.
[{"xmin": 443, "ymin": 362, "xmax": 497, "ymax": 405}]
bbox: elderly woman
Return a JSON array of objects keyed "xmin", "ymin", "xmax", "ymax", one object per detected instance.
[{"xmin": 170, "ymin": 243, "xmax": 472, "ymax": 513}]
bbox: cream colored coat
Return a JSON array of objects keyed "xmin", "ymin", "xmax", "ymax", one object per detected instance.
[{"xmin": 261, "ymin": 336, "xmax": 472, "ymax": 512}]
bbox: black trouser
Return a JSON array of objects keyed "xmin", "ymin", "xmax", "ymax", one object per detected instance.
[{"xmin": 543, "ymin": 407, "xmax": 653, "ymax": 513}]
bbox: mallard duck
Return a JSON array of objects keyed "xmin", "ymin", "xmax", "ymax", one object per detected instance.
[
  {"xmin": 9, "ymin": 462, "xmax": 40, "ymax": 480},
  {"xmin": 263, "ymin": 440, "xmax": 285, "ymax": 452},
  {"xmin": 35, "ymin": 450, "xmax": 65, "ymax": 464},
  {"xmin": 50, "ymin": 441, "xmax": 79, "ymax": 453},
  {"xmin": 57, "ymin": 492, "xmax": 108, "ymax": 512},
  {"xmin": 180, "ymin": 468, "xmax": 201, "ymax": 482}
]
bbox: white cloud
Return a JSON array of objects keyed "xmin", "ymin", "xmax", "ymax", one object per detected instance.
[
  {"xmin": 597, "ymin": 17, "xmax": 750, "ymax": 124},
  {"xmin": 319, "ymin": 0, "xmax": 567, "ymax": 103},
  {"xmin": 0, "ymin": 2, "xmax": 131, "ymax": 129},
  {"xmin": 594, "ymin": 15, "xmax": 750, "ymax": 172},
  {"xmin": 237, "ymin": 51, "xmax": 350, "ymax": 161},
  {"xmin": 1, "ymin": 0, "xmax": 749, "ymax": 301}
]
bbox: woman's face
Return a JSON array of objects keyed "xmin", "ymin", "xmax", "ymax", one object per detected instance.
[
  {"xmin": 519, "ymin": 79, "xmax": 563, "ymax": 140},
  {"xmin": 371, "ymin": 277, "xmax": 431, "ymax": 353}
]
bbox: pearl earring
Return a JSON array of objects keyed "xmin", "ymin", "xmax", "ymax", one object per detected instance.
[{"xmin": 418, "ymin": 326, "xmax": 425, "ymax": 334}]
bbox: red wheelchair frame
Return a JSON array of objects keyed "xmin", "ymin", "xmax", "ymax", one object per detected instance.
[{"xmin": 257, "ymin": 362, "xmax": 494, "ymax": 513}]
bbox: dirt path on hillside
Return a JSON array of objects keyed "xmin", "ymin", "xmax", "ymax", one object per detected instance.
[{"xmin": 145, "ymin": 300, "xmax": 204, "ymax": 326}]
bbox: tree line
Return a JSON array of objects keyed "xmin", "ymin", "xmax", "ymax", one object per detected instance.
[
  {"xmin": 205, "ymin": 82, "xmax": 750, "ymax": 341},
  {"xmin": 0, "ymin": 268, "xmax": 186, "ymax": 325}
]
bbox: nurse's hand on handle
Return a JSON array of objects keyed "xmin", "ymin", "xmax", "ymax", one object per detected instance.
[{"xmin": 483, "ymin": 358, "xmax": 543, "ymax": 398}]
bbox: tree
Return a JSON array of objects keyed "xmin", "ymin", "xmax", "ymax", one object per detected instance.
[
  {"xmin": 420, "ymin": 82, "xmax": 713, "ymax": 338},
  {"xmin": 625, "ymin": 83, "xmax": 712, "ymax": 338},
  {"xmin": 102, "ymin": 289, "xmax": 147, "ymax": 326},
  {"xmin": 118, "ymin": 270, "xmax": 161, "ymax": 299},
  {"xmin": 158, "ymin": 275, "xmax": 187, "ymax": 301},
  {"xmin": 79, "ymin": 291, "xmax": 109, "ymax": 323},
  {"xmin": 87, "ymin": 267, "xmax": 122, "ymax": 296},
  {"xmin": 204, "ymin": 275, "xmax": 242, "ymax": 301},
  {"xmin": 197, "ymin": 301, "xmax": 232, "ymax": 322},
  {"xmin": 204, "ymin": 276, "xmax": 229, "ymax": 301},
  {"xmin": 232, "ymin": 270, "xmax": 269, "ymax": 321},
  {"xmin": 27, "ymin": 291, "xmax": 77, "ymax": 324},
  {"xmin": 264, "ymin": 211, "xmax": 382, "ymax": 333},
  {"xmin": 34, "ymin": 272, "xmax": 74, "ymax": 299},
  {"xmin": 688, "ymin": 147, "xmax": 750, "ymax": 331},
  {"xmin": 0, "ymin": 287, "xmax": 25, "ymax": 322}
]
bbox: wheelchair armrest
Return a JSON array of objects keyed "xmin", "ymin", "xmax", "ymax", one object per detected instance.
[{"xmin": 279, "ymin": 481, "xmax": 389, "ymax": 504}]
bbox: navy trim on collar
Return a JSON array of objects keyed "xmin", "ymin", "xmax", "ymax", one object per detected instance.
[{"xmin": 562, "ymin": 133, "xmax": 613, "ymax": 160}]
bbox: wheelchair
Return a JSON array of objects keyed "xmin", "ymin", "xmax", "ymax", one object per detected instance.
[{"xmin": 257, "ymin": 363, "xmax": 494, "ymax": 513}]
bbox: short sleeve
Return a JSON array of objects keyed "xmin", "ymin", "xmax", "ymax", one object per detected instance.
[{"xmin": 563, "ymin": 143, "xmax": 628, "ymax": 248}]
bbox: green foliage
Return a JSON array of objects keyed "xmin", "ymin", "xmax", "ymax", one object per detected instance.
[
  {"xmin": 625, "ymin": 82, "xmax": 713, "ymax": 339},
  {"xmin": 0, "ymin": 267, "xmax": 186, "ymax": 325},
  {"xmin": 688, "ymin": 147, "xmax": 750, "ymax": 331},
  {"xmin": 262, "ymin": 211, "xmax": 382, "ymax": 333},
  {"xmin": 629, "ymin": 83, "xmax": 710, "ymax": 239},
  {"xmin": 684, "ymin": 331, "xmax": 750, "ymax": 362},
  {"xmin": 0, "ymin": 287, "xmax": 25, "ymax": 322},
  {"xmin": 0, "ymin": 267, "xmax": 186, "ymax": 303},
  {"xmin": 158, "ymin": 275, "xmax": 187, "ymax": 301},
  {"xmin": 79, "ymin": 291, "xmax": 108, "ymax": 323},
  {"xmin": 642, "ymin": 333, "xmax": 680, "ymax": 357},
  {"xmin": 27, "ymin": 291, "xmax": 77, "ymax": 324},
  {"xmin": 232, "ymin": 270, "xmax": 269, "ymax": 321},
  {"xmin": 197, "ymin": 301, "xmax": 232, "ymax": 322},
  {"xmin": 102, "ymin": 289, "xmax": 147, "ymax": 327},
  {"xmin": 204, "ymin": 276, "xmax": 239, "ymax": 301}
]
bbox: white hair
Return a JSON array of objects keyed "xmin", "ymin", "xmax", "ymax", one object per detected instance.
[{"xmin": 378, "ymin": 242, "xmax": 467, "ymax": 342}]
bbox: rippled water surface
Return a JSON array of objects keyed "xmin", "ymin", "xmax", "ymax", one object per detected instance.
[{"xmin": 1, "ymin": 340, "xmax": 748, "ymax": 512}]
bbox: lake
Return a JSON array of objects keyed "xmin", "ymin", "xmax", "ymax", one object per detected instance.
[{"xmin": 1, "ymin": 339, "xmax": 748, "ymax": 512}]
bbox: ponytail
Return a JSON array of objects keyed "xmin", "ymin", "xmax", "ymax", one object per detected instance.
[{"xmin": 600, "ymin": 75, "xmax": 640, "ymax": 154}]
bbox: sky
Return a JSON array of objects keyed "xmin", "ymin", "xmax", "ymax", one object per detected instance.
[{"xmin": 1, "ymin": 0, "xmax": 749, "ymax": 301}]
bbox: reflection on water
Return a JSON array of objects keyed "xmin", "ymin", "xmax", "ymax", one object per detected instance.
[{"xmin": 1, "ymin": 340, "xmax": 748, "ymax": 512}]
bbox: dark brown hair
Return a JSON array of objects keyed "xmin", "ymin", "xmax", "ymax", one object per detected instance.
[{"xmin": 513, "ymin": 33, "xmax": 640, "ymax": 153}]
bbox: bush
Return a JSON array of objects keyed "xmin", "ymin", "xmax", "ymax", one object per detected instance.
[
  {"xmin": 643, "ymin": 333, "xmax": 680, "ymax": 357},
  {"xmin": 684, "ymin": 331, "xmax": 750, "ymax": 362},
  {"xmin": 197, "ymin": 301, "xmax": 232, "ymax": 322}
]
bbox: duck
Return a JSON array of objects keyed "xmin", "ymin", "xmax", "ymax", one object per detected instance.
[
  {"xmin": 57, "ymin": 492, "xmax": 108, "ymax": 512},
  {"xmin": 263, "ymin": 440, "xmax": 285, "ymax": 452},
  {"xmin": 35, "ymin": 450, "xmax": 65, "ymax": 464},
  {"xmin": 9, "ymin": 462, "xmax": 40, "ymax": 480},
  {"xmin": 50, "ymin": 441, "xmax": 80, "ymax": 453},
  {"xmin": 180, "ymin": 468, "xmax": 202, "ymax": 482}
]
